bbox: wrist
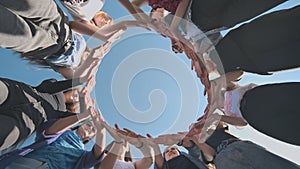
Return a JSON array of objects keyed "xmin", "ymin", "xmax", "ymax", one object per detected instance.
[{"xmin": 113, "ymin": 140, "xmax": 124, "ymax": 144}]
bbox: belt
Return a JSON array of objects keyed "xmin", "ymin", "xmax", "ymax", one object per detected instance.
[{"xmin": 216, "ymin": 138, "xmax": 240, "ymax": 153}]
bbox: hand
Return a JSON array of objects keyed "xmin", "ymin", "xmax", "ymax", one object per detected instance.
[
  {"xmin": 102, "ymin": 122, "xmax": 124, "ymax": 143},
  {"xmin": 80, "ymin": 75, "xmax": 96, "ymax": 95},
  {"xmin": 92, "ymin": 41, "xmax": 112, "ymax": 60},
  {"xmin": 116, "ymin": 126, "xmax": 145, "ymax": 147},
  {"xmin": 90, "ymin": 107, "xmax": 105, "ymax": 130},
  {"xmin": 187, "ymin": 120, "xmax": 205, "ymax": 137},
  {"xmin": 143, "ymin": 134, "xmax": 160, "ymax": 149},
  {"xmin": 154, "ymin": 133, "xmax": 185, "ymax": 146}
]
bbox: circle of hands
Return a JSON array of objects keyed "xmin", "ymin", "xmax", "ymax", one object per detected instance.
[{"xmin": 75, "ymin": 0, "xmax": 246, "ymax": 157}]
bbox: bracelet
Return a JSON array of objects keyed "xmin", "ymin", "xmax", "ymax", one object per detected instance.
[
  {"xmin": 113, "ymin": 140, "xmax": 123, "ymax": 144},
  {"xmin": 177, "ymin": 139, "xmax": 183, "ymax": 146},
  {"xmin": 135, "ymin": 142, "xmax": 144, "ymax": 149}
]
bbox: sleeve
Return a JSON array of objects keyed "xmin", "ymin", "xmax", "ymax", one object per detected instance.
[
  {"xmin": 0, "ymin": 120, "xmax": 63, "ymax": 169},
  {"xmin": 35, "ymin": 119, "xmax": 64, "ymax": 141},
  {"xmin": 35, "ymin": 78, "xmax": 82, "ymax": 94},
  {"xmin": 61, "ymin": 1, "xmax": 89, "ymax": 21},
  {"xmin": 73, "ymin": 148, "xmax": 105, "ymax": 169}
]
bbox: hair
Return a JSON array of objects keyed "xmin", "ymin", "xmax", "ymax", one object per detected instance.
[
  {"xmin": 105, "ymin": 141, "xmax": 133, "ymax": 162},
  {"xmin": 90, "ymin": 11, "xmax": 113, "ymax": 27}
]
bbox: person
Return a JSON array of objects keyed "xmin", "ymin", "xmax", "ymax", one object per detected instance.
[
  {"xmin": 95, "ymin": 121, "xmax": 153, "ymax": 169},
  {"xmin": 145, "ymin": 133, "xmax": 211, "ymax": 169},
  {"xmin": 125, "ymin": 0, "xmax": 287, "ymax": 43},
  {"xmin": 0, "ymin": 61, "xmax": 98, "ymax": 151},
  {"xmin": 188, "ymin": 123, "xmax": 300, "ymax": 169},
  {"xmin": 193, "ymin": 70, "xmax": 300, "ymax": 146},
  {"xmin": 213, "ymin": 4, "xmax": 300, "ymax": 75},
  {"xmin": 1, "ymin": 103, "xmax": 106, "ymax": 169},
  {"xmin": 0, "ymin": 0, "xmax": 146, "ymax": 74},
  {"xmin": 61, "ymin": 0, "xmax": 109, "ymax": 26}
]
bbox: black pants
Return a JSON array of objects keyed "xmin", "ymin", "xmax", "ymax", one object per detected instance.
[
  {"xmin": 191, "ymin": 0, "xmax": 287, "ymax": 32},
  {"xmin": 240, "ymin": 82, "xmax": 300, "ymax": 146},
  {"xmin": 215, "ymin": 5, "xmax": 300, "ymax": 74}
]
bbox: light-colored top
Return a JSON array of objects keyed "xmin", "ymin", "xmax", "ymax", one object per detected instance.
[
  {"xmin": 62, "ymin": 0, "xmax": 105, "ymax": 21},
  {"xmin": 113, "ymin": 160, "xmax": 135, "ymax": 169},
  {"xmin": 224, "ymin": 83, "xmax": 257, "ymax": 119}
]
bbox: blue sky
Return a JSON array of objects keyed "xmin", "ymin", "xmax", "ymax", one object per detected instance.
[{"xmin": 0, "ymin": 0, "xmax": 299, "ymax": 166}]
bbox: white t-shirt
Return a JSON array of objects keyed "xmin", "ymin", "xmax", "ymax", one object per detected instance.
[
  {"xmin": 62, "ymin": 0, "xmax": 105, "ymax": 21},
  {"xmin": 113, "ymin": 160, "xmax": 135, "ymax": 169},
  {"xmin": 224, "ymin": 83, "xmax": 258, "ymax": 119}
]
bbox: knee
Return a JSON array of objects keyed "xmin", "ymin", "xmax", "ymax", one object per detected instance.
[{"xmin": 0, "ymin": 80, "xmax": 8, "ymax": 105}]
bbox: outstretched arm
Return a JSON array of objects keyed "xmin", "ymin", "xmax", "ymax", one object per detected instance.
[
  {"xmin": 145, "ymin": 134, "xmax": 164, "ymax": 169},
  {"xmin": 90, "ymin": 108, "xmax": 106, "ymax": 160},
  {"xmin": 116, "ymin": 127, "xmax": 154, "ymax": 169},
  {"xmin": 183, "ymin": 136, "xmax": 216, "ymax": 162},
  {"xmin": 45, "ymin": 110, "xmax": 90, "ymax": 135},
  {"xmin": 169, "ymin": 0, "xmax": 191, "ymax": 33},
  {"xmin": 96, "ymin": 122, "xmax": 124, "ymax": 169}
]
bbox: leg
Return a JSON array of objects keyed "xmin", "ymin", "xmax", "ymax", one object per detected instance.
[
  {"xmin": 6, "ymin": 157, "xmax": 50, "ymax": 169},
  {"xmin": 240, "ymin": 82, "xmax": 300, "ymax": 146},
  {"xmin": 215, "ymin": 141, "xmax": 300, "ymax": 169},
  {"xmin": 0, "ymin": 80, "xmax": 8, "ymax": 105},
  {"xmin": 215, "ymin": 5, "xmax": 300, "ymax": 74},
  {"xmin": 0, "ymin": 0, "xmax": 68, "ymax": 56},
  {"xmin": 191, "ymin": 0, "xmax": 287, "ymax": 31}
]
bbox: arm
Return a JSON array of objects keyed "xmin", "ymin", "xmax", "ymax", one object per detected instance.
[
  {"xmin": 35, "ymin": 78, "xmax": 82, "ymax": 94},
  {"xmin": 115, "ymin": 127, "xmax": 153, "ymax": 169},
  {"xmin": 97, "ymin": 122, "xmax": 125, "ymax": 169},
  {"xmin": 144, "ymin": 134, "xmax": 164, "ymax": 169},
  {"xmin": 91, "ymin": 108, "xmax": 106, "ymax": 160},
  {"xmin": 152, "ymin": 146, "xmax": 164, "ymax": 169},
  {"xmin": 219, "ymin": 114, "xmax": 248, "ymax": 126},
  {"xmin": 169, "ymin": 0, "xmax": 191, "ymax": 33},
  {"xmin": 45, "ymin": 111, "xmax": 90, "ymax": 135},
  {"xmin": 119, "ymin": 0, "xmax": 169, "ymax": 36},
  {"xmin": 98, "ymin": 142, "xmax": 123, "ymax": 169},
  {"xmin": 69, "ymin": 20, "xmax": 139, "ymax": 41},
  {"xmin": 132, "ymin": 0, "xmax": 148, "ymax": 7},
  {"xmin": 182, "ymin": 136, "xmax": 216, "ymax": 162},
  {"xmin": 69, "ymin": 21, "xmax": 115, "ymax": 41},
  {"xmin": 133, "ymin": 144, "xmax": 153, "ymax": 169}
]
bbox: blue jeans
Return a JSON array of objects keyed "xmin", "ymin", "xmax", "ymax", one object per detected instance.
[
  {"xmin": 214, "ymin": 141, "xmax": 300, "ymax": 169},
  {"xmin": 6, "ymin": 157, "xmax": 49, "ymax": 169}
]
